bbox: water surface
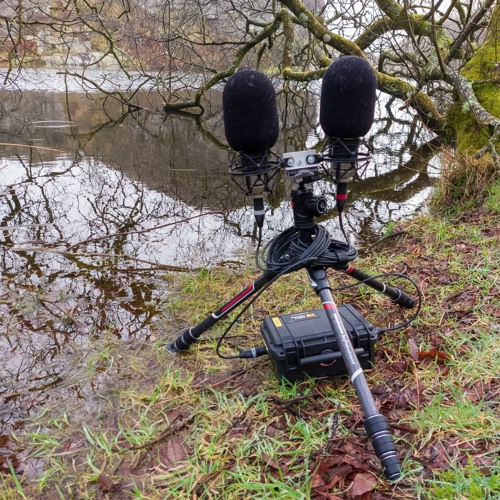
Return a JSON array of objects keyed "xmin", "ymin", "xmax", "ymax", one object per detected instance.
[{"xmin": 0, "ymin": 70, "xmax": 439, "ymax": 432}]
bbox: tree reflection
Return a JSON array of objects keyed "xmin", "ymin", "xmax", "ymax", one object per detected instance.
[
  {"xmin": 1, "ymin": 154, "xmax": 189, "ymax": 432},
  {"xmin": 1, "ymin": 84, "xmax": 442, "ymax": 432}
]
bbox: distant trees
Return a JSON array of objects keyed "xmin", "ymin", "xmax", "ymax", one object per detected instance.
[{"xmin": 1, "ymin": 1, "xmax": 499, "ymax": 159}]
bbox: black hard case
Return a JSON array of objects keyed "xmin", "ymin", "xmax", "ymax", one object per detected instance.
[{"xmin": 260, "ymin": 304, "xmax": 378, "ymax": 382}]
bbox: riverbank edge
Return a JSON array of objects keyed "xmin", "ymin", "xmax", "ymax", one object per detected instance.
[{"xmin": 1, "ymin": 177, "xmax": 499, "ymax": 499}]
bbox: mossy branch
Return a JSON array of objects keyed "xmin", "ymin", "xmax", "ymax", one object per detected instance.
[
  {"xmin": 162, "ymin": 10, "xmax": 286, "ymax": 112},
  {"xmin": 375, "ymin": 0, "xmax": 453, "ymax": 59},
  {"xmin": 278, "ymin": 0, "xmax": 364, "ymax": 56},
  {"xmin": 283, "ymin": 63, "xmax": 444, "ymax": 132},
  {"xmin": 355, "ymin": 17, "xmax": 395, "ymax": 50},
  {"xmin": 278, "ymin": 0, "xmax": 446, "ymax": 131},
  {"xmin": 376, "ymin": 71, "xmax": 445, "ymax": 131},
  {"xmin": 446, "ymin": 0, "xmax": 498, "ymax": 62},
  {"xmin": 476, "ymin": 124, "xmax": 500, "ymax": 168},
  {"xmin": 446, "ymin": 5, "xmax": 500, "ymax": 158},
  {"xmin": 446, "ymin": 69, "xmax": 500, "ymax": 162}
]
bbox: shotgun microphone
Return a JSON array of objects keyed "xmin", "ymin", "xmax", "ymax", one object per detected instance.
[
  {"xmin": 223, "ymin": 69, "xmax": 280, "ymax": 227},
  {"xmin": 320, "ymin": 56, "xmax": 377, "ymax": 212}
]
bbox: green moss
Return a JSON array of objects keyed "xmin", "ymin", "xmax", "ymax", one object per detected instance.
[
  {"xmin": 461, "ymin": 8, "xmax": 500, "ymax": 120},
  {"xmin": 462, "ymin": 4, "xmax": 499, "ymax": 80},
  {"xmin": 448, "ymin": 5, "xmax": 500, "ymax": 152},
  {"xmin": 446, "ymin": 103, "xmax": 487, "ymax": 152}
]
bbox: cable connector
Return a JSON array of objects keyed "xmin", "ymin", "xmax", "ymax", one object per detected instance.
[
  {"xmin": 253, "ymin": 196, "xmax": 265, "ymax": 228},
  {"xmin": 238, "ymin": 346, "xmax": 268, "ymax": 359}
]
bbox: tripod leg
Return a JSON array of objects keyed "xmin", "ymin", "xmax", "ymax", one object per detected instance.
[
  {"xmin": 308, "ymin": 267, "xmax": 402, "ymax": 480},
  {"xmin": 167, "ymin": 270, "xmax": 276, "ymax": 353},
  {"xmin": 338, "ymin": 263, "xmax": 417, "ymax": 308}
]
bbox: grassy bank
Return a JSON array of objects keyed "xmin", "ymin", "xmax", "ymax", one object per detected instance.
[{"xmin": 2, "ymin": 177, "xmax": 499, "ymax": 498}]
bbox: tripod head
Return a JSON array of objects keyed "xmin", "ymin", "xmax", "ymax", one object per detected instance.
[{"xmin": 290, "ymin": 174, "xmax": 327, "ymax": 233}]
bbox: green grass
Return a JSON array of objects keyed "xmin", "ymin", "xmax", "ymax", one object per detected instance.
[
  {"xmin": 486, "ymin": 180, "xmax": 500, "ymax": 212},
  {"xmin": 420, "ymin": 459, "xmax": 500, "ymax": 499},
  {"xmin": 2, "ymin": 177, "xmax": 499, "ymax": 498}
]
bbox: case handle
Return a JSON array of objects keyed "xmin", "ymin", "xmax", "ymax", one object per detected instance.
[{"xmin": 299, "ymin": 347, "xmax": 365, "ymax": 367}]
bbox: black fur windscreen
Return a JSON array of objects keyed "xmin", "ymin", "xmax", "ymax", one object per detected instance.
[
  {"xmin": 223, "ymin": 69, "xmax": 279, "ymax": 154},
  {"xmin": 320, "ymin": 56, "xmax": 377, "ymax": 138}
]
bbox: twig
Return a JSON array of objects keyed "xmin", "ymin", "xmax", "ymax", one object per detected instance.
[
  {"xmin": 128, "ymin": 415, "xmax": 195, "ymax": 473},
  {"xmin": 0, "ymin": 143, "xmax": 67, "ymax": 153},
  {"xmin": 157, "ymin": 364, "xmax": 264, "ymax": 408},
  {"xmin": 390, "ymin": 422, "xmax": 418, "ymax": 434},
  {"xmin": 475, "ymin": 122, "xmax": 500, "ymax": 168},
  {"xmin": 0, "ymin": 224, "xmax": 54, "ymax": 230},
  {"xmin": 193, "ymin": 366, "xmax": 257, "ymax": 390},
  {"xmin": 128, "ymin": 415, "xmax": 194, "ymax": 451},
  {"xmin": 271, "ymin": 393, "xmax": 321, "ymax": 405},
  {"xmin": 366, "ymin": 230, "xmax": 410, "ymax": 251},
  {"xmin": 8, "ymin": 247, "xmax": 192, "ymax": 272},
  {"xmin": 1, "ymin": 392, "xmax": 21, "ymax": 400},
  {"xmin": 66, "ymin": 211, "xmax": 224, "ymax": 250}
]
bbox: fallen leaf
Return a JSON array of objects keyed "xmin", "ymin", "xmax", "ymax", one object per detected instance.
[
  {"xmin": 312, "ymin": 494, "xmax": 344, "ymax": 500},
  {"xmin": 408, "ymin": 337, "xmax": 419, "ymax": 361},
  {"xmin": 418, "ymin": 348, "xmax": 449, "ymax": 360},
  {"xmin": 160, "ymin": 436, "xmax": 188, "ymax": 467},
  {"xmin": 342, "ymin": 456, "xmax": 372, "ymax": 472},
  {"xmin": 438, "ymin": 276, "xmax": 453, "ymax": 284},
  {"xmin": 391, "ymin": 361, "xmax": 406, "ymax": 373},
  {"xmin": 311, "ymin": 472, "xmax": 326, "ymax": 488},
  {"xmin": 443, "ymin": 288, "xmax": 478, "ymax": 308},
  {"xmin": 261, "ymin": 452, "xmax": 281, "ymax": 471},
  {"xmin": 316, "ymin": 465, "xmax": 352, "ymax": 491},
  {"xmin": 481, "ymin": 227, "xmax": 497, "ymax": 237},
  {"xmin": 98, "ymin": 472, "xmax": 115, "ymax": 492},
  {"xmin": 351, "ymin": 472, "xmax": 377, "ymax": 497},
  {"xmin": 266, "ymin": 424, "xmax": 277, "ymax": 437}
]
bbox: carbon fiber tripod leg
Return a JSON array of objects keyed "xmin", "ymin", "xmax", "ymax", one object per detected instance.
[{"xmin": 308, "ymin": 266, "xmax": 402, "ymax": 480}]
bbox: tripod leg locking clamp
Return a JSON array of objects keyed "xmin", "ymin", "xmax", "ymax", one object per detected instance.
[{"xmin": 364, "ymin": 414, "xmax": 402, "ymax": 480}]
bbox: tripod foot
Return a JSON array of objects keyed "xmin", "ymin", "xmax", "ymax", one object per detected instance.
[
  {"xmin": 364, "ymin": 414, "xmax": 402, "ymax": 480},
  {"xmin": 165, "ymin": 343, "xmax": 179, "ymax": 354},
  {"xmin": 339, "ymin": 264, "xmax": 417, "ymax": 309},
  {"xmin": 166, "ymin": 327, "xmax": 197, "ymax": 353}
]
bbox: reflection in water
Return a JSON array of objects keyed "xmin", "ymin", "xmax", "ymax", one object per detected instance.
[{"xmin": 0, "ymin": 82, "xmax": 439, "ymax": 432}]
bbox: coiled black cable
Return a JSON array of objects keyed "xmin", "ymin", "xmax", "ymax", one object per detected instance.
[
  {"xmin": 257, "ymin": 224, "xmax": 356, "ymax": 272},
  {"xmin": 217, "ymin": 213, "xmax": 420, "ymax": 359}
]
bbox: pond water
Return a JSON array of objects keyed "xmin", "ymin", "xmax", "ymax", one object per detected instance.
[{"xmin": 0, "ymin": 69, "xmax": 440, "ymax": 433}]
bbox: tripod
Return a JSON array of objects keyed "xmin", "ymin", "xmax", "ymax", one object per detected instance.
[{"xmin": 168, "ymin": 171, "xmax": 417, "ymax": 480}]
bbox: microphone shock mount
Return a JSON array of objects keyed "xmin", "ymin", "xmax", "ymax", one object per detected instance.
[
  {"xmin": 228, "ymin": 150, "xmax": 280, "ymax": 197},
  {"xmin": 321, "ymin": 137, "xmax": 372, "ymax": 184}
]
